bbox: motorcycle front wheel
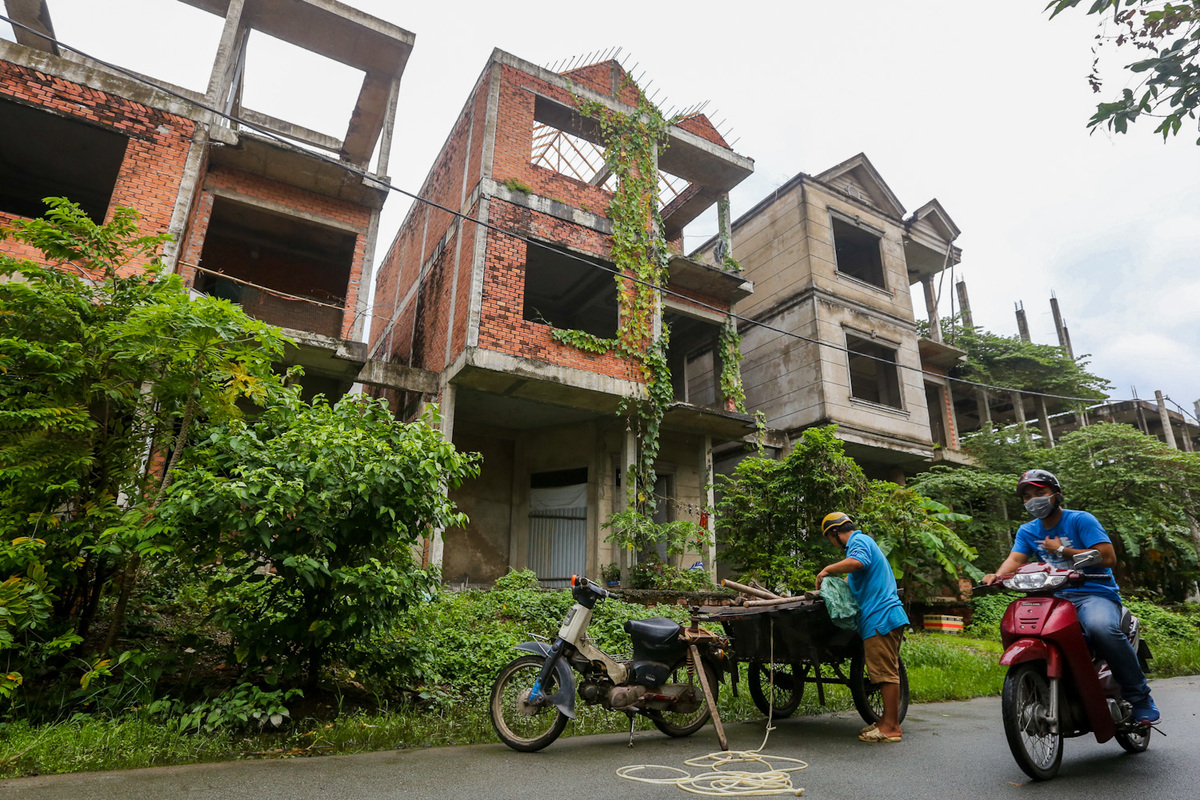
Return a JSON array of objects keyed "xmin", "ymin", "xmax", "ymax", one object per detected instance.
[
  {"xmin": 747, "ymin": 660, "xmax": 804, "ymax": 718},
  {"xmin": 649, "ymin": 658, "xmax": 717, "ymax": 738},
  {"xmin": 1002, "ymin": 663, "xmax": 1063, "ymax": 780},
  {"xmin": 489, "ymin": 655, "xmax": 570, "ymax": 752},
  {"xmin": 848, "ymin": 650, "xmax": 909, "ymax": 726}
]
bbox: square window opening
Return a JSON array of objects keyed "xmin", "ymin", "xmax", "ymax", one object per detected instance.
[
  {"xmin": 196, "ymin": 197, "xmax": 356, "ymax": 338},
  {"xmin": 0, "ymin": 98, "xmax": 127, "ymax": 222},
  {"xmin": 832, "ymin": 217, "xmax": 886, "ymax": 288},
  {"xmin": 846, "ymin": 334, "xmax": 902, "ymax": 408},
  {"xmin": 522, "ymin": 241, "xmax": 618, "ymax": 340}
]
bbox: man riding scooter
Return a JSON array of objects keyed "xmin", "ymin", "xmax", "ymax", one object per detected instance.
[{"xmin": 983, "ymin": 469, "xmax": 1159, "ymax": 724}]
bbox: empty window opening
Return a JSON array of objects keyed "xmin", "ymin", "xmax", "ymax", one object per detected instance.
[
  {"xmin": 832, "ymin": 217, "xmax": 886, "ymax": 288},
  {"xmin": 522, "ymin": 242, "xmax": 618, "ymax": 340},
  {"xmin": 0, "ymin": 98, "xmax": 127, "ymax": 222},
  {"xmin": 665, "ymin": 311, "xmax": 722, "ymax": 406},
  {"xmin": 528, "ymin": 468, "xmax": 588, "ymax": 588},
  {"xmin": 195, "ymin": 197, "xmax": 356, "ymax": 338},
  {"xmin": 846, "ymin": 334, "xmax": 902, "ymax": 409}
]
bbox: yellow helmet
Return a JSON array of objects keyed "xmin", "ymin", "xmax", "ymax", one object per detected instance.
[{"xmin": 821, "ymin": 512, "xmax": 853, "ymax": 536}]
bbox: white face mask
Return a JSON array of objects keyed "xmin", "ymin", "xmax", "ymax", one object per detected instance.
[{"xmin": 1024, "ymin": 495, "xmax": 1056, "ymax": 520}]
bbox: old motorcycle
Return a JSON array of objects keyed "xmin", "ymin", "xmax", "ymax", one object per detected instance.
[
  {"xmin": 489, "ymin": 575, "xmax": 728, "ymax": 752},
  {"xmin": 981, "ymin": 550, "xmax": 1155, "ymax": 780}
]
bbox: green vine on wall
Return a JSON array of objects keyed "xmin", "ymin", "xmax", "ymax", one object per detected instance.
[
  {"xmin": 571, "ymin": 86, "xmax": 677, "ymax": 515},
  {"xmin": 550, "ymin": 327, "xmax": 617, "ymax": 354},
  {"xmin": 718, "ymin": 318, "xmax": 747, "ymax": 413}
]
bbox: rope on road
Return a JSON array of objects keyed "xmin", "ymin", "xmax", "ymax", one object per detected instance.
[{"xmin": 616, "ymin": 619, "xmax": 808, "ymax": 796}]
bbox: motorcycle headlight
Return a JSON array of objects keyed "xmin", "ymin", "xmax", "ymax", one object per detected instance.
[{"xmin": 1003, "ymin": 572, "xmax": 1068, "ymax": 592}]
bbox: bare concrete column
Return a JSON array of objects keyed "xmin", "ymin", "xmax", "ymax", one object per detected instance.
[
  {"xmin": 1015, "ymin": 302, "xmax": 1031, "ymax": 342},
  {"xmin": 1037, "ymin": 396, "xmax": 1055, "ymax": 447},
  {"xmin": 425, "ymin": 383, "xmax": 458, "ymax": 569},
  {"xmin": 1011, "ymin": 391, "xmax": 1028, "ymax": 438},
  {"xmin": 716, "ymin": 194, "xmax": 733, "ymax": 270},
  {"xmin": 956, "ymin": 281, "xmax": 974, "ymax": 329},
  {"xmin": 701, "ymin": 435, "xmax": 717, "ymax": 581},
  {"xmin": 1050, "ymin": 295, "xmax": 1074, "ymax": 359},
  {"xmin": 1155, "ymin": 390, "xmax": 1179, "ymax": 449},
  {"xmin": 620, "ymin": 428, "xmax": 639, "ymax": 577},
  {"xmin": 923, "ymin": 276, "xmax": 941, "ymax": 342},
  {"xmin": 977, "ymin": 388, "xmax": 992, "ymax": 430}
]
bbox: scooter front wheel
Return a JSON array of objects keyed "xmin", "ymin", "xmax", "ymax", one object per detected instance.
[
  {"xmin": 489, "ymin": 655, "xmax": 570, "ymax": 752},
  {"xmin": 1002, "ymin": 663, "xmax": 1063, "ymax": 780}
]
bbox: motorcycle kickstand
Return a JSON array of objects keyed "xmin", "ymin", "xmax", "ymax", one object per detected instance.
[{"xmin": 625, "ymin": 711, "xmax": 637, "ymax": 748}]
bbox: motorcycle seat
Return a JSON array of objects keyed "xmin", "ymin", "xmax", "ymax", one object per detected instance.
[
  {"xmin": 1119, "ymin": 606, "xmax": 1135, "ymax": 638},
  {"xmin": 625, "ymin": 617, "xmax": 682, "ymax": 648}
]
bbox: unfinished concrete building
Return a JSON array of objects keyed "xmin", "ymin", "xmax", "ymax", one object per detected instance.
[
  {"xmin": 368, "ymin": 51, "xmax": 755, "ymax": 586},
  {"xmin": 1, "ymin": 0, "xmax": 428, "ymax": 400},
  {"xmin": 696, "ymin": 154, "xmax": 969, "ymax": 480}
]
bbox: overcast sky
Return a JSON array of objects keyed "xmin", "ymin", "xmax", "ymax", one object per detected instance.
[{"xmin": 10, "ymin": 0, "xmax": 1199, "ymax": 419}]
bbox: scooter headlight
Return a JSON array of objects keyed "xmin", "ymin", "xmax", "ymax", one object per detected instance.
[{"xmin": 1003, "ymin": 572, "xmax": 1068, "ymax": 591}]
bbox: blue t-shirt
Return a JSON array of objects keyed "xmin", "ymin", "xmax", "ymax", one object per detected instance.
[
  {"xmin": 845, "ymin": 530, "xmax": 909, "ymax": 639},
  {"xmin": 1012, "ymin": 509, "xmax": 1121, "ymax": 603}
]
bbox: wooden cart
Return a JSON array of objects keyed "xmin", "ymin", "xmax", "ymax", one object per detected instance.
[{"xmin": 696, "ymin": 597, "xmax": 910, "ymax": 725}]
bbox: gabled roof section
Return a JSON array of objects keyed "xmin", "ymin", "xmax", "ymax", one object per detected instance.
[
  {"xmin": 906, "ymin": 198, "xmax": 960, "ymax": 242},
  {"xmin": 815, "ymin": 153, "xmax": 906, "ymax": 219}
]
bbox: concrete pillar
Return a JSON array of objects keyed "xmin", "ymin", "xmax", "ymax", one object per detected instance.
[
  {"xmin": 1050, "ymin": 295, "xmax": 1074, "ymax": 359},
  {"xmin": 425, "ymin": 383, "xmax": 458, "ymax": 569},
  {"xmin": 923, "ymin": 276, "xmax": 941, "ymax": 342},
  {"xmin": 716, "ymin": 194, "xmax": 734, "ymax": 270},
  {"xmin": 956, "ymin": 280, "xmax": 974, "ymax": 329},
  {"xmin": 1015, "ymin": 302, "xmax": 1031, "ymax": 342},
  {"xmin": 1012, "ymin": 391, "xmax": 1028, "ymax": 438},
  {"xmin": 978, "ymin": 388, "xmax": 992, "ymax": 430},
  {"xmin": 1155, "ymin": 390, "xmax": 1179, "ymax": 449},
  {"xmin": 1037, "ymin": 396, "xmax": 1055, "ymax": 448},
  {"xmin": 701, "ymin": 435, "xmax": 717, "ymax": 581},
  {"xmin": 620, "ymin": 428, "xmax": 639, "ymax": 576}
]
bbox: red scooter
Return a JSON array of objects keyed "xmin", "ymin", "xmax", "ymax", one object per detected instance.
[{"xmin": 982, "ymin": 551, "xmax": 1154, "ymax": 780}]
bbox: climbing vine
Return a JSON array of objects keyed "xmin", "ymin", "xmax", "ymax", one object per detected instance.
[
  {"xmin": 718, "ymin": 318, "xmax": 746, "ymax": 413},
  {"xmin": 571, "ymin": 86, "xmax": 677, "ymax": 514}
]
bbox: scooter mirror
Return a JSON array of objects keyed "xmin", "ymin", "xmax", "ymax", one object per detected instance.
[{"xmin": 1072, "ymin": 549, "xmax": 1103, "ymax": 569}]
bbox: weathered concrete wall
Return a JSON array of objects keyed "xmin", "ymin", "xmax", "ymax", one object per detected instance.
[{"xmin": 444, "ymin": 432, "xmax": 515, "ymax": 585}]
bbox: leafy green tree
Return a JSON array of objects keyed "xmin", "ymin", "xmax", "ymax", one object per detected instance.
[
  {"xmin": 1048, "ymin": 1, "xmax": 1200, "ymax": 142},
  {"xmin": 908, "ymin": 465, "xmax": 1022, "ymax": 570},
  {"xmin": 0, "ymin": 200, "xmax": 290, "ymax": 688},
  {"xmin": 1041, "ymin": 423, "xmax": 1200, "ymax": 599},
  {"xmin": 856, "ymin": 483, "xmax": 983, "ymax": 603},
  {"xmin": 157, "ymin": 397, "xmax": 481, "ymax": 685},
  {"xmin": 716, "ymin": 426, "xmax": 867, "ymax": 593},
  {"xmin": 947, "ymin": 325, "xmax": 1111, "ymax": 406}
]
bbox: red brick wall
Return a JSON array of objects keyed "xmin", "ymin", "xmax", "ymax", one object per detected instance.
[
  {"xmin": 178, "ymin": 166, "xmax": 371, "ymax": 340},
  {"xmin": 0, "ymin": 60, "xmax": 194, "ymax": 275}
]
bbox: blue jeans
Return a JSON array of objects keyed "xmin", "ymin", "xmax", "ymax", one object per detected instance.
[{"xmin": 1069, "ymin": 593, "xmax": 1151, "ymax": 704}]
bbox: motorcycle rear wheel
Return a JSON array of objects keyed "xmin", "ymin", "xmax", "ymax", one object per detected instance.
[
  {"xmin": 1002, "ymin": 663, "xmax": 1063, "ymax": 781},
  {"xmin": 747, "ymin": 660, "xmax": 804, "ymax": 718},
  {"xmin": 1115, "ymin": 726, "xmax": 1151, "ymax": 753},
  {"xmin": 489, "ymin": 655, "xmax": 570, "ymax": 752},
  {"xmin": 649, "ymin": 659, "xmax": 717, "ymax": 738},
  {"xmin": 849, "ymin": 649, "xmax": 909, "ymax": 726}
]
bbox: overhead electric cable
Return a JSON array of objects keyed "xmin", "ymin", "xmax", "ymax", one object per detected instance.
[{"xmin": 0, "ymin": 14, "xmax": 1114, "ymax": 405}]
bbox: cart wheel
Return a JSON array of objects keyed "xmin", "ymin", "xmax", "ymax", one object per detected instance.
[
  {"xmin": 747, "ymin": 660, "xmax": 805, "ymax": 718},
  {"xmin": 849, "ymin": 649, "xmax": 908, "ymax": 726}
]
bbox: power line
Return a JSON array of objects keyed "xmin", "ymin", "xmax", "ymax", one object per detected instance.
[{"xmin": 1, "ymin": 14, "xmax": 1113, "ymax": 406}]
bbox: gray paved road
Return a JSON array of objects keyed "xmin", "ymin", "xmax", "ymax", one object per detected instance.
[{"xmin": 5, "ymin": 675, "xmax": 1197, "ymax": 799}]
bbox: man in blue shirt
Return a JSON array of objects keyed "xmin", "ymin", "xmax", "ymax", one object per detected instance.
[
  {"xmin": 816, "ymin": 511, "xmax": 909, "ymax": 742},
  {"xmin": 983, "ymin": 469, "xmax": 1158, "ymax": 724}
]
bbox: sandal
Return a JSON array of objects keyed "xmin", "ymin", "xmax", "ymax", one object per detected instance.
[
  {"xmin": 859, "ymin": 728, "xmax": 902, "ymax": 743},
  {"xmin": 860, "ymin": 723, "xmax": 877, "ymax": 734}
]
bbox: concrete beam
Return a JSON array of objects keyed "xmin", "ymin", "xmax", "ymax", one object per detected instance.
[
  {"xmin": 4, "ymin": 0, "xmax": 57, "ymax": 55},
  {"xmin": 240, "ymin": 107, "xmax": 343, "ymax": 152},
  {"xmin": 341, "ymin": 71, "xmax": 392, "ymax": 165}
]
